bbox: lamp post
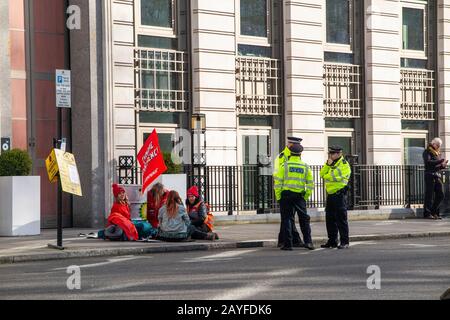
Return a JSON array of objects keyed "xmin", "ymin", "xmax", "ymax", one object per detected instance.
[
  {"xmin": 191, "ymin": 113, "xmax": 206, "ymax": 165},
  {"xmin": 191, "ymin": 114, "xmax": 206, "ymax": 197}
]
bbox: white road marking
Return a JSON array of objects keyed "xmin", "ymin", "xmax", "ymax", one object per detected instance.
[
  {"xmin": 52, "ymin": 256, "xmax": 142, "ymax": 271},
  {"xmin": 183, "ymin": 249, "xmax": 258, "ymax": 263},
  {"xmin": 212, "ymin": 269, "xmax": 299, "ymax": 300},
  {"xmin": 89, "ymin": 281, "xmax": 148, "ymax": 292},
  {"xmin": 349, "ymin": 241, "xmax": 377, "ymax": 247},
  {"xmin": 401, "ymin": 244, "xmax": 437, "ymax": 248}
]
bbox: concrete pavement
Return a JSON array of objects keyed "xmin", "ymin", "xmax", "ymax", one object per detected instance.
[
  {"xmin": 0, "ymin": 218, "xmax": 449, "ymax": 264},
  {"xmin": 0, "ymin": 237, "xmax": 449, "ymax": 299}
]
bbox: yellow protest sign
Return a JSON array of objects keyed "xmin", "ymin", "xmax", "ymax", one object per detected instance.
[
  {"xmin": 45, "ymin": 149, "xmax": 82, "ymax": 197},
  {"xmin": 45, "ymin": 149, "xmax": 59, "ymax": 183}
]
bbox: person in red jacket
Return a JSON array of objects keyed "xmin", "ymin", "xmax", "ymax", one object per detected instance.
[
  {"xmin": 186, "ymin": 186, "xmax": 218, "ymax": 240},
  {"xmin": 105, "ymin": 184, "xmax": 139, "ymax": 241},
  {"xmin": 147, "ymin": 182, "xmax": 170, "ymax": 228}
]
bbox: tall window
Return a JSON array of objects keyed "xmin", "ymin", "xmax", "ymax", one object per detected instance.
[
  {"xmin": 141, "ymin": 0, "xmax": 172, "ymax": 28},
  {"xmin": 240, "ymin": 0, "xmax": 268, "ymax": 38},
  {"xmin": 326, "ymin": 0, "xmax": 350, "ymax": 45},
  {"xmin": 402, "ymin": 7, "xmax": 424, "ymax": 51}
]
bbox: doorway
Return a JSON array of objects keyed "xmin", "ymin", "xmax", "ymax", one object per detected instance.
[
  {"xmin": 238, "ymin": 128, "xmax": 271, "ymax": 210},
  {"xmin": 403, "ymin": 136, "xmax": 426, "ymax": 165},
  {"xmin": 325, "ymin": 130, "xmax": 355, "ymax": 158}
]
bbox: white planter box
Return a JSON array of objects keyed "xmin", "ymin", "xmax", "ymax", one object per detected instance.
[
  {"xmin": 122, "ymin": 174, "xmax": 188, "ymax": 220},
  {"xmin": 0, "ymin": 176, "xmax": 41, "ymax": 236}
]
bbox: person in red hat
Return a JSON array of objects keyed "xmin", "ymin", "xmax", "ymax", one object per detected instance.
[
  {"xmin": 185, "ymin": 186, "xmax": 218, "ymax": 240},
  {"xmin": 104, "ymin": 184, "xmax": 139, "ymax": 241}
]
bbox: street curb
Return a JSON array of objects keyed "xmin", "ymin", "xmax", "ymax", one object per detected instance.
[
  {"xmin": 1, "ymin": 231, "xmax": 449, "ymax": 265},
  {"xmin": 214, "ymin": 209, "xmax": 443, "ymax": 225}
]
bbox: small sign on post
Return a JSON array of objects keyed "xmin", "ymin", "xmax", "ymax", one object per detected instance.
[
  {"xmin": 45, "ymin": 148, "xmax": 82, "ymax": 197},
  {"xmin": 56, "ymin": 69, "xmax": 71, "ymax": 108},
  {"xmin": 45, "ymin": 149, "xmax": 59, "ymax": 183}
]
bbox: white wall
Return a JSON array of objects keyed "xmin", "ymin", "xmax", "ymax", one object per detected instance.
[
  {"xmin": 438, "ymin": 0, "xmax": 450, "ymax": 159},
  {"xmin": 284, "ymin": 0, "xmax": 325, "ymax": 165},
  {"xmin": 364, "ymin": 0, "xmax": 402, "ymax": 165},
  {"xmin": 191, "ymin": 0, "xmax": 238, "ymax": 165}
]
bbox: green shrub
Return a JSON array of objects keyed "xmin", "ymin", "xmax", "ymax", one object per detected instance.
[
  {"xmin": 0, "ymin": 149, "xmax": 32, "ymax": 176},
  {"xmin": 163, "ymin": 152, "xmax": 183, "ymax": 174}
]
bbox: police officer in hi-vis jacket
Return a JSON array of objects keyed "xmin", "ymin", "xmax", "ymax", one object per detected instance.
[
  {"xmin": 275, "ymin": 137, "xmax": 305, "ymax": 248},
  {"xmin": 273, "ymin": 137, "xmax": 315, "ymax": 251},
  {"xmin": 320, "ymin": 145, "xmax": 352, "ymax": 249}
]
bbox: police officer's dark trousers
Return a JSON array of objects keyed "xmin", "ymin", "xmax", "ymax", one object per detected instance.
[
  {"xmin": 280, "ymin": 190, "xmax": 312, "ymax": 248},
  {"xmin": 325, "ymin": 189, "xmax": 349, "ymax": 245},
  {"xmin": 423, "ymin": 173, "xmax": 444, "ymax": 217},
  {"xmin": 278, "ymin": 221, "xmax": 302, "ymax": 246}
]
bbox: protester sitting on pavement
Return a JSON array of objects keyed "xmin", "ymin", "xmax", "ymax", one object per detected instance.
[
  {"xmin": 147, "ymin": 182, "xmax": 170, "ymax": 228},
  {"xmin": 99, "ymin": 184, "xmax": 139, "ymax": 241},
  {"xmin": 185, "ymin": 186, "xmax": 219, "ymax": 240},
  {"xmin": 158, "ymin": 191, "xmax": 217, "ymax": 241},
  {"xmin": 423, "ymin": 138, "xmax": 448, "ymax": 220}
]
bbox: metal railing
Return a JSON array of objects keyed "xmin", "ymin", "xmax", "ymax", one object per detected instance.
[
  {"xmin": 400, "ymin": 68, "xmax": 435, "ymax": 120},
  {"xmin": 117, "ymin": 157, "xmax": 449, "ymax": 214}
]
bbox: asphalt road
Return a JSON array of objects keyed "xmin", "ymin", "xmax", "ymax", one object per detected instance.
[{"xmin": 0, "ymin": 237, "xmax": 449, "ymax": 300}]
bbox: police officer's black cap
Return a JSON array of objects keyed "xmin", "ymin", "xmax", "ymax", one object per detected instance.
[
  {"xmin": 328, "ymin": 145, "xmax": 343, "ymax": 153},
  {"xmin": 287, "ymin": 136, "xmax": 303, "ymax": 144},
  {"xmin": 289, "ymin": 144, "xmax": 304, "ymax": 155}
]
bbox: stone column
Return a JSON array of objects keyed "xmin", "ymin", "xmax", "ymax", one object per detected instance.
[
  {"xmin": 0, "ymin": 0, "xmax": 11, "ymax": 140},
  {"xmin": 70, "ymin": 0, "xmax": 107, "ymax": 228},
  {"xmin": 437, "ymin": 0, "xmax": 450, "ymax": 214},
  {"xmin": 364, "ymin": 0, "xmax": 402, "ymax": 165},
  {"xmin": 283, "ymin": 0, "xmax": 325, "ymax": 165},
  {"xmin": 190, "ymin": 0, "xmax": 237, "ymax": 165},
  {"xmin": 437, "ymin": 0, "xmax": 450, "ymax": 158}
]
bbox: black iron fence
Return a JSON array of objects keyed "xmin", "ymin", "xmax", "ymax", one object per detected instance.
[{"xmin": 117, "ymin": 157, "xmax": 450, "ymax": 214}]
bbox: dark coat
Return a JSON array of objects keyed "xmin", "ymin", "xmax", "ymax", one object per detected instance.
[
  {"xmin": 423, "ymin": 146, "xmax": 446, "ymax": 176},
  {"xmin": 185, "ymin": 197, "xmax": 207, "ymax": 227}
]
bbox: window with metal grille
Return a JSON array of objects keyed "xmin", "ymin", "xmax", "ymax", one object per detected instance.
[
  {"xmin": 135, "ymin": 48, "xmax": 188, "ymax": 112},
  {"xmin": 323, "ymin": 63, "xmax": 362, "ymax": 118},
  {"xmin": 400, "ymin": 69, "xmax": 434, "ymax": 120},
  {"xmin": 236, "ymin": 56, "xmax": 281, "ymax": 115}
]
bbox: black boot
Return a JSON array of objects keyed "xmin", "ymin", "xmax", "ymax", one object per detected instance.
[{"xmin": 321, "ymin": 241, "xmax": 338, "ymax": 248}]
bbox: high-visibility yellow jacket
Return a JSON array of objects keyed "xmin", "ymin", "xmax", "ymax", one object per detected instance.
[
  {"xmin": 320, "ymin": 156, "xmax": 351, "ymax": 195},
  {"xmin": 276, "ymin": 147, "xmax": 291, "ymax": 165},
  {"xmin": 273, "ymin": 150, "xmax": 314, "ymax": 201}
]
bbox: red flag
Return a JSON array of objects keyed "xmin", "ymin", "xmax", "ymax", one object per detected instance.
[{"xmin": 137, "ymin": 129, "xmax": 167, "ymax": 194}]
